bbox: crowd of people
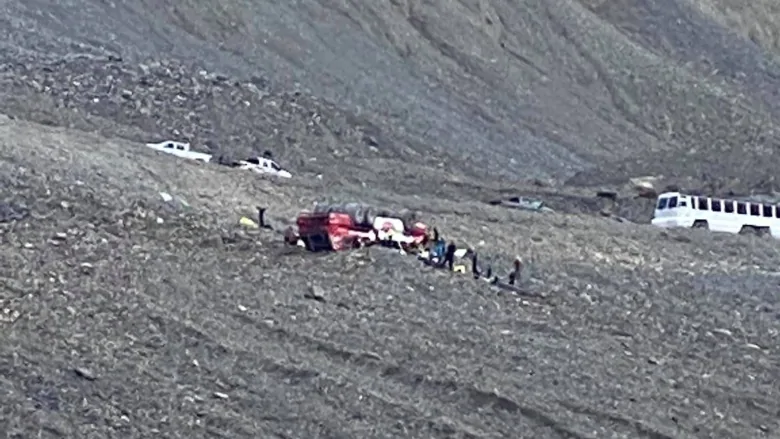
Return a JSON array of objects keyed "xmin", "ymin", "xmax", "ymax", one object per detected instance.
[{"xmin": 423, "ymin": 227, "xmax": 524, "ymax": 287}]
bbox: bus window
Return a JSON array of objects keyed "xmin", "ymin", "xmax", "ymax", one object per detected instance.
[
  {"xmin": 668, "ymin": 197, "xmax": 678, "ymax": 208},
  {"xmin": 656, "ymin": 198, "xmax": 668, "ymax": 210},
  {"xmin": 711, "ymin": 199, "xmax": 721, "ymax": 212},
  {"xmin": 737, "ymin": 202, "xmax": 747, "ymax": 214},
  {"xmin": 724, "ymin": 201, "xmax": 734, "ymax": 213},
  {"xmin": 763, "ymin": 204, "xmax": 774, "ymax": 217},
  {"xmin": 750, "ymin": 204, "xmax": 760, "ymax": 216},
  {"xmin": 696, "ymin": 197, "xmax": 708, "ymax": 210}
]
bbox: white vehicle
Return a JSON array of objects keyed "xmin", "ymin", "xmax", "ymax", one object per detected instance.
[
  {"xmin": 651, "ymin": 191, "xmax": 780, "ymax": 237},
  {"xmin": 145, "ymin": 140, "xmax": 212, "ymax": 163},
  {"xmin": 237, "ymin": 157, "xmax": 292, "ymax": 178}
]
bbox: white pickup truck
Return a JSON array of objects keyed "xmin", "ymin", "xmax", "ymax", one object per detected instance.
[
  {"xmin": 236, "ymin": 156, "xmax": 292, "ymax": 178},
  {"xmin": 145, "ymin": 140, "xmax": 212, "ymax": 163}
]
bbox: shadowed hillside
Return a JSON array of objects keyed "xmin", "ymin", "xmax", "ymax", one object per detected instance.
[
  {"xmin": 3, "ymin": 0, "xmax": 780, "ymax": 188},
  {"xmin": 2, "ymin": 0, "xmax": 780, "ymax": 437}
]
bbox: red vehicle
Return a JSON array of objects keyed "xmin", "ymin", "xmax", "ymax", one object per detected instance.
[
  {"xmin": 292, "ymin": 203, "xmax": 428, "ymax": 252},
  {"xmin": 296, "ymin": 210, "xmax": 376, "ymax": 251}
]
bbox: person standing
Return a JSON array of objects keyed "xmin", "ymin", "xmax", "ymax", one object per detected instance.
[
  {"xmin": 508, "ymin": 256, "xmax": 523, "ymax": 285},
  {"xmin": 257, "ymin": 206, "xmax": 273, "ymax": 230},
  {"xmin": 470, "ymin": 250, "xmax": 481, "ymax": 279},
  {"xmin": 443, "ymin": 242, "xmax": 457, "ymax": 271},
  {"xmin": 433, "ymin": 238, "xmax": 446, "ymax": 263}
]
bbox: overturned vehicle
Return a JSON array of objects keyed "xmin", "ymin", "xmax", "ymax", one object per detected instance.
[{"xmin": 287, "ymin": 202, "xmax": 429, "ymax": 251}]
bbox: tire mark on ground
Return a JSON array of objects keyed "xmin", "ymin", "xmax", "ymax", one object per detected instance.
[
  {"xmin": 128, "ymin": 261, "xmax": 500, "ymax": 438},
  {"xmin": 230, "ymin": 308, "xmax": 595, "ymax": 438},
  {"xmin": 558, "ymin": 401, "xmax": 678, "ymax": 439},
  {"xmin": 131, "ymin": 235, "xmax": 653, "ymax": 438},
  {"xmin": 142, "ymin": 306, "xmax": 482, "ymax": 439}
]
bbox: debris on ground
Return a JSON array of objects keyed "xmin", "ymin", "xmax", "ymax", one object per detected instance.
[
  {"xmin": 73, "ymin": 367, "xmax": 97, "ymax": 381},
  {"xmin": 159, "ymin": 192, "xmax": 173, "ymax": 202},
  {"xmin": 157, "ymin": 191, "xmax": 190, "ymax": 212},
  {"xmin": 239, "ymin": 216, "xmax": 259, "ymax": 229},
  {"xmin": 1, "ymin": 308, "xmax": 22, "ymax": 324},
  {"xmin": 599, "ymin": 209, "xmax": 633, "ymax": 223},
  {"xmin": 304, "ymin": 285, "xmax": 327, "ymax": 302},
  {"xmin": 0, "ymin": 201, "xmax": 29, "ymax": 222},
  {"xmin": 596, "ymin": 190, "xmax": 618, "ymax": 200},
  {"xmin": 487, "ymin": 196, "xmax": 554, "ymax": 213},
  {"xmin": 630, "ymin": 176, "xmax": 662, "ymax": 199}
]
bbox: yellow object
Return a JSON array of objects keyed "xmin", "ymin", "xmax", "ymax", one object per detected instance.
[
  {"xmin": 239, "ymin": 216, "xmax": 258, "ymax": 228},
  {"xmin": 453, "ymin": 265, "xmax": 466, "ymax": 273}
]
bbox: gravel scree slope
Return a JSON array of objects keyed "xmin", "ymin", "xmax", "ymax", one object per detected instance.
[{"xmin": 1, "ymin": 0, "xmax": 779, "ymax": 438}]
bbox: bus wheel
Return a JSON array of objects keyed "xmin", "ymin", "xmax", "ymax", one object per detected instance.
[
  {"xmin": 739, "ymin": 225, "xmax": 767, "ymax": 236},
  {"xmin": 692, "ymin": 220, "xmax": 709, "ymax": 229}
]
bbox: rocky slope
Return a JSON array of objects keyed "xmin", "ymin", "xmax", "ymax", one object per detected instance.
[
  {"xmin": 1, "ymin": 0, "xmax": 780, "ymax": 437},
  {"xmin": 2, "ymin": 116, "xmax": 779, "ymax": 438},
  {"xmin": 4, "ymin": 0, "xmax": 780, "ymax": 188}
]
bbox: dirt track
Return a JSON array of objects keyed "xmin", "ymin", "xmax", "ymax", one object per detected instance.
[{"xmin": 2, "ymin": 0, "xmax": 780, "ymax": 437}]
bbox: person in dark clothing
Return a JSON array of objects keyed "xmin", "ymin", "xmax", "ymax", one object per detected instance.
[
  {"xmin": 487, "ymin": 266, "xmax": 499, "ymax": 284},
  {"xmin": 433, "ymin": 227, "xmax": 439, "ymax": 242},
  {"xmin": 257, "ymin": 206, "xmax": 272, "ymax": 230},
  {"xmin": 442, "ymin": 242, "xmax": 457, "ymax": 271},
  {"xmin": 508, "ymin": 257, "xmax": 523, "ymax": 285},
  {"xmin": 470, "ymin": 251, "xmax": 481, "ymax": 279}
]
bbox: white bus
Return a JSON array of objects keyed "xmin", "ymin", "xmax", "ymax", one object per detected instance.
[{"xmin": 651, "ymin": 191, "xmax": 780, "ymax": 237}]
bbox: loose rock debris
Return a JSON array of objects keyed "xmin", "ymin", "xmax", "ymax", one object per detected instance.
[
  {"xmin": 487, "ymin": 196, "xmax": 554, "ymax": 213},
  {"xmin": 0, "ymin": 201, "xmax": 28, "ymax": 222},
  {"xmin": 239, "ymin": 216, "xmax": 258, "ymax": 229},
  {"xmin": 304, "ymin": 284, "xmax": 327, "ymax": 302},
  {"xmin": 1, "ymin": 308, "xmax": 22, "ymax": 324},
  {"xmin": 73, "ymin": 367, "xmax": 97, "ymax": 381}
]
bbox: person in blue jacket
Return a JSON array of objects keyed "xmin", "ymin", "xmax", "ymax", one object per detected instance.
[{"xmin": 433, "ymin": 238, "xmax": 446, "ymax": 263}]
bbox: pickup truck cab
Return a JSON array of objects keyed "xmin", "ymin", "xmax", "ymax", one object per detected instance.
[{"xmin": 145, "ymin": 140, "xmax": 212, "ymax": 163}]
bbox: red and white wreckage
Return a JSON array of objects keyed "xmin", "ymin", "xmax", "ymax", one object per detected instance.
[{"xmin": 286, "ymin": 203, "xmax": 429, "ymax": 252}]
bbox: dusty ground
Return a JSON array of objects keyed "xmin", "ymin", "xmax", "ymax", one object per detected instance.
[
  {"xmin": 1, "ymin": 0, "xmax": 780, "ymax": 438},
  {"xmin": 2, "ymin": 118, "xmax": 779, "ymax": 439}
]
